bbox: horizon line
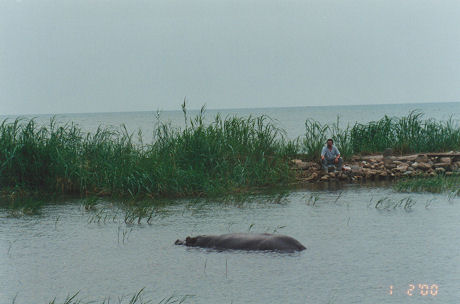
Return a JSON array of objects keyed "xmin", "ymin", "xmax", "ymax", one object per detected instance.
[{"xmin": 2, "ymin": 100, "xmax": 459, "ymax": 117}]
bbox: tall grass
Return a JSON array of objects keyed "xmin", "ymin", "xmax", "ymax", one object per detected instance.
[
  {"xmin": 1, "ymin": 109, "xmax": 458, "ymax": 198},
  {"xmin": 0, "ymin": 105, "xmax": 296, "ymax": 198},
  {"xmin": 302, "ymin": 111, "xmax": 460, "ymax": 160}
]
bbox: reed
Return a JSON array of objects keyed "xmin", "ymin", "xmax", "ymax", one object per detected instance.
[
  {"xmin": 302, "ymin": 111, "xmax": 460, "ymax": 160},
  {"xmin": 394, "ymin": 174, "xmax": 460, "ymax": 194},
  {"xmin": 44, "ymin": 289, "xmax": 191, "ymax": 304},
  {"xmin": 373, "ymin": 196, "xmax": 417, "ymax": 210},
  {"xmin": 0, "ymin": 105, "xmax": 296, "ymax": 198}
]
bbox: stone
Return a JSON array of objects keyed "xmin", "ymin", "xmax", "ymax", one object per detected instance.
[
  {"xmin": 351, "ymin": 165, "xmax": 363, "ymax": 174},
  {"xmin": 291, "ymin": 152, "xmax": 460, "ymax": 185},
  {"xmin": 306, "ymin": 162, "xmax": 321, "ymax": 170},
  {"xmin": 342, "ymin": 165, "xmax": 352, "ymax": 172},
  {"xmin": 384, "ymin": 162, "xmax": 397, "ymax": 169},
  {"xmin": 398, "ymin": 154, "xmax": 418, "ymax": 162},
  {"xmin": 305, "ymin": 172, "xmax": 318, "ymax": 181},
  {"xmin": 440, "ymin": 157, "xmax": 452, "ymax": 165},
  {"xmin": 415, "ymin": 162, "xmax": 432, "ymax": 170},
  {"xmin": 434, "ymin": 162, "xmax": 450, "ymax": 169},
  {"xmin": 290, "ymin": 159, "xmax": 308, "ymax": 170},
  {"xmin": 415, "ymin": 154, "xmax": 428, "ymax": 163},
  {"xmin": 384, "ymin": 156, "xmax": 395, "ymax": 161},
  {"xmin": 339, "ymin": 173, "xmax": 348, "ymax": 181},
  {"xmin": 396, "ymin": 164, "xmax": 409, "ymax": 172},
  {"xmin": 435, "ymin": 167, "xmax": 446, "ymax": 174},
  {"xmin": 403, "ymin": 171, "xmax": 413, "ymax": 176},
  {"xmin": 364, "ymin": 169, "xmax": 378, "ymax": 179}
]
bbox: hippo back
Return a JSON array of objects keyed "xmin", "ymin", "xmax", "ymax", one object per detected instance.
[{"xmin": 185, "ymin": 233, "xmax": 305, "ymax": 252}]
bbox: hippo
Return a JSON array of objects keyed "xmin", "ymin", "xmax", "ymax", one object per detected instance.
[{"xmin": 175, "ymin": 233, "xmax": 306, "ymax": 252}]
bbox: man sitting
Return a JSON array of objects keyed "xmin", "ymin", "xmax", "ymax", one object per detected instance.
[{"xmin": 320, "ymin": 139, "xmax": 343, "ymax": 173}]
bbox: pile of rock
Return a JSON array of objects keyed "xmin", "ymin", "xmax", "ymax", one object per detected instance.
[{"xmin": 291, "ymin": 152, "xmax": 460, "ymax": 183}]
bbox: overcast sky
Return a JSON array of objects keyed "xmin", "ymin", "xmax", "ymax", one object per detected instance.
[{"xmin": 1, "ymin": 0, "xmax": 459, "ymax": 115}]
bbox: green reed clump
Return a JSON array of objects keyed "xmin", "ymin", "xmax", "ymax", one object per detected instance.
[
  {"xmin": 302, "ymin": 111, "xmax": 460, "ymax": 160},
  {"xmin": 148, "ymin": 106, "xmax": 297, "ymax": 196},
  {"xmin": 350, "ymin": 111, "xmax": 460, "ymax": 154},
  {"xmin": 0, "ymin": 105, "xmax": 296, "ymax": 198},
  {"xmin": 4, "ymin": 197, "xmax": 46, "ymax": 217},
  {"xmin": 394, "ymin": 174, "xmax": 460, "ymax": 195},
  {"xmin": 0, "ymin": 188, "xmax": 53, "ymax": 216}
]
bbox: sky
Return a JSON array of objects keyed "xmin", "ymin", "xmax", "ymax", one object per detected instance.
[{"xmin": 1, "ymin": 0, "xmax": 459, "ymax": 115}]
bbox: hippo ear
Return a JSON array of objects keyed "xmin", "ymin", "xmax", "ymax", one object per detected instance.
[{"xmin": 185, "ymin": 236, "xmax": 196, "ymax": 246}]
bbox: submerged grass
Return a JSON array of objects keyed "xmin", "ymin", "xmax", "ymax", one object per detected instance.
[
  {"xmin": 302, "ymin": 110, "xmax": 460, "ymax": 160},
  {"xmin": 0, "ymin": 190, "xmax": 50, "ymax": 216},
  {"xmin": 373, "ymin": 196, "xmax": 417, "ymax": 210},
  {"xmin": 394, "ymin": 174, "xmax": 460, "ymax": 195},
  {"xmin": 43, "ymin": 288, "xmax": 191, "ymax": 304},
  {"xmin": 0, "ymin": 104, "xmax": 296, "ymax": 199}
]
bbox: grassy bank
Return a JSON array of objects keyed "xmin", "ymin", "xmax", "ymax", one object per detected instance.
[
  {"xmin": 0, "ymin": 106, "xmax": 296, "ymax": 199},
  {"xmin": 1, "ymin": 109, "xmax": 459, "ymax": 199},
  {"xmin": 394, "ymin": 174, "xmax": 460, "ymax": 195},
  {"xmin": 302, "ymin": 111, "xmax": 460, "ymax": 160}
]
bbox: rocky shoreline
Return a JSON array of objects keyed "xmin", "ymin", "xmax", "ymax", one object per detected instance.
[{"xmin": 291, "ymin": 151, "xmax": 460, "ymax": 183}]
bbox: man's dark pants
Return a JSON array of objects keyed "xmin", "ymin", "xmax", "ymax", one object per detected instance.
[{"xmin": 322, "ymin": 157, "xmax": 343, "ymax": 172}]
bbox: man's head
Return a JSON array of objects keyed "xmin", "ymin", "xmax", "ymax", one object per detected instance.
[{"xmin": 326, "ymin": 139, "xmax": 333, "ymax": 148}]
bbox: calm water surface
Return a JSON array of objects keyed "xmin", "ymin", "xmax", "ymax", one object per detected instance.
[
  {"xmin": 1, "ymin": 185, "xmax": 459, "ymax": 303},
  {"xmin": 1, "ymin": 103, "xmax": 460, "ymax": 303},
  {"xmin": 2, "ymin": 102, "xmax": 460, "ymax": 140}
]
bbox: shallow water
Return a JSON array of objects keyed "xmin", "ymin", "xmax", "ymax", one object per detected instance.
[{"xmin": 1, "ymin": 185, "xmax": 459, "ymax": 304}]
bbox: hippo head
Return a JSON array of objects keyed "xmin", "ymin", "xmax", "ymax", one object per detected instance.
[
  {"xmin": 174, "ymin": 239, "xmax": 184, "ymax": 245},
  {"xmin": 175, "ymin": 236, "xmax": 200, "ymax": 246},
  {"xmin": 185, "ymin": 236, "xmax": 199, "ymax": 246}
]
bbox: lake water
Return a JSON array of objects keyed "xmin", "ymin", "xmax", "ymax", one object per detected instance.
[
  {"xmin": 1, "ymin": 184, "xmax": 460, "ymax": 303},
  {"xmin": 1, "ymin": 102, "xmax": 460, "ymax": 303},
  {"xmin": 2, "ymin": 102, "xmax": 460, "ymax": 140}
]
